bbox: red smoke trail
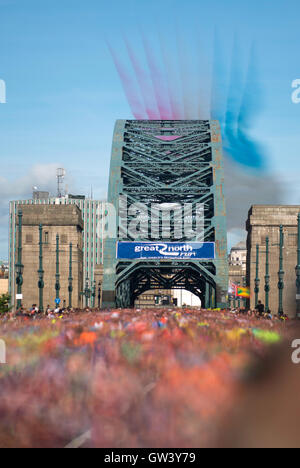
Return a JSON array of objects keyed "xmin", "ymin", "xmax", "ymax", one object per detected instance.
[
  {"xmin": 158, "ymin": 31, "xmax": 185, "ymax": 120},
  {"xmin": 106, "ymin": 40, "xmax": 147, "ymax": 119},
  {"xmin": 123, "ymin": 35, "xmax": 160, "ymax": 120},
  {"xmin": 176, "ymin": 31, "xmax": 198, "ymax": 120},
  {"xmin": 141, "ymin": 34, "xmax": 173, "ymax": 120}
]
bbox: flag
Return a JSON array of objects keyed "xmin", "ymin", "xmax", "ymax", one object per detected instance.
[
  {"xmin": 229, "ymin": 283, "xmax": 238, "ymax": 297},
  {"xmin": 236, "ymin": 286, "xmax": 250, "ymax": 299}
]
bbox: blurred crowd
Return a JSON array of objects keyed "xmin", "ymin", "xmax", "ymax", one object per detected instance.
[
  {"xmin": 9, "ymin": 302, "xmax": 290, "ymax": 323},
  {"xmin": 0, "ymin": 306, "xmax": 298, "ymax": 447}
]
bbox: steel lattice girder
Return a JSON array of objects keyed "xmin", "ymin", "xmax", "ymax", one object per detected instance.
[{"xmin": 102, "ymin": 120, "xmax": 228, "ymax": 308}]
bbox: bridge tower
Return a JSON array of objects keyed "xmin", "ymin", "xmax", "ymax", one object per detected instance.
[{"xmin": 102, "ymin": 120, "xmax": 228, "ymax": 309}]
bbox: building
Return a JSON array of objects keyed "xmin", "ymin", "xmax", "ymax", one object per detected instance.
[
  {"xmin": 229, "ymin": 241, "xmax": 247, "ymax": 269},
  {"xmin": 9, "ymin": 195, "xmax": 106, "ymax": 305},
  {"xmin": 246, "ymin": 205, "xmax": 300, "ymax": 317},
  {"xmin": 15, "ymin": 204, "xmax": 83, "ymax": 309},
  {"xmin": 134, "ymin": 290, "xmax": 174, "ymax": 308},
  {"xmin": 228, "ymin": 264, "xmax": 246, "ymax": 288},
  {"xmin": 228, "ymin": 241, "xmax": 247, "ymax": 306},
  {"xmin": 0, "ymin": 261, "xmax": 9, "ymax": 279},
  {"xmin": 0, "ymin": 261, "xmax": 9, "ymax": 296}
]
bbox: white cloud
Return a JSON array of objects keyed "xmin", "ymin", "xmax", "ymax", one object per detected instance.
[
  {"xmin": 0, "ymin": 163, "xmax": 65, "ymax": 259},
  {"xmin": 0, "ymin": 163, "xmax": 61, "ymax": 202}
]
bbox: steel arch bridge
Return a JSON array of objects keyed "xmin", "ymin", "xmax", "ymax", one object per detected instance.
[{"xmin": 102, "ymin": 120, "xmax": 228, "ymax": 309}]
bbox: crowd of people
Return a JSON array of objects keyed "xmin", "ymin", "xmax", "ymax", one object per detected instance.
[
  {"xmin": 229, "ymin": 300, "xmax": 289, "ymax": 321},
  {"xmin": 8, "ymin": 300, "xmax": 290, "ymax": 323},
  {"xmin": 0, "ymin": 305, "xmax": 292, "ymax": 447},
  {"xmin": 14, "ymin": 304, "xmax": 78, "ymax": 318}
]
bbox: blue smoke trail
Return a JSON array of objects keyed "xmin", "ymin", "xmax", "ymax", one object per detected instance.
[{"xmin": 215, "ymin": 36, "xmax": 266, "ymax": 170}]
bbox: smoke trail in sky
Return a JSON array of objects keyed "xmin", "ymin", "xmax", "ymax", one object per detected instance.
[
  {"xmin": 106, "ymin": 40, "xmax": 146, "ymax": 119},
  {"xmin": 223, "ymin": 39, "xmax": 265, "ymax": 169},
  {"xmin": 141, "ymin": 33, "xmax": 173, "ymax": 119},
  {"xmin": 211, "ymin": 31, "xmax": 228, "ymax": 127},
  {"xmin": 108, "ymin": 30, "xmax": 267, "ymax": 169},
  {"xmin": 195, "ymin": 34, "xmax": 210, "ymax": 120},
  {"xmin": 107, "ymin": 29, "xmax": 284, "ymax": 236},
  {"xmin": 123, "ymin": 35, "xmax": 160, "ymax": 119},
  {"xmin": 225, "ymin": 37, "xmax": 244, "ymax": 134},
  {"xmin": 235, "ymin": 44, "xmax": 265, "ymax": 168},
  {"xmin": 176, "ymin": 31, "xmax": 195, "ymax": 119},
  {"xmin": 239, "ymin": 44, "xmax": 262, "ymax": 129},
  {"xmin": 158, "ymin": 30, "xmax": 184, "ymax": 120}
]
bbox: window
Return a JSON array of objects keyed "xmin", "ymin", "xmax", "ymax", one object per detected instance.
[
  {"xmin": 26, "ymin": 234, "xmax": 33, "ymax": 244},
  {"xmin": 45, "ymin": 232, "xmax": 49, "ymax": 244}
]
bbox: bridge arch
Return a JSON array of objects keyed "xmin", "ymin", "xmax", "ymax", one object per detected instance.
[{"xmin": 102, "ymin": 120, "xmax": 228, "ymax": 309}]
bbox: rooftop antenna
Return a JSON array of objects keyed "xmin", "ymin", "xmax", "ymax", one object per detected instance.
[{"xmin": 57, "ymin": 168, "xmax": 66, "ymax": 198}]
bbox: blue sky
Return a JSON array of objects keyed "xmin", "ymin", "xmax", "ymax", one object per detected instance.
[{"xmin": 0, "ymin": 0, "xmax": 300, "ymax": 258}]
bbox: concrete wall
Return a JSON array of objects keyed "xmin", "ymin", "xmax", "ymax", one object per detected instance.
[
  {"xmin": 16, "ymin": 205, "xmax": 83, "ymax": 309},
  {"xmin": 246, "ymin": 205, "xmax": 300, "ymax": 317}
]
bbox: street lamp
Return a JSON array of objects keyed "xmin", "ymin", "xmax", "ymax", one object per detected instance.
[
  {"xmin": 84, "ymin": 277, "xmax": 91, "ymax": 308},
  {"xmin": 68, "ymin": 243, "xmax": 73, "ymax": 308},
  {"xmin": 253, "ymin": 239, "xmax": 270, "ymax": 312},
  {"xmin": 254, "ymin": 244, "xmax": 260, "ymax": 307},
  {"xmin": 264, "ymin": 237, "xmax": 270, "ymax": 312},
  {"xmin": 237, "ymin": 282, "xmax": 241, "ymax": 308},
  {"xmin": 243, "ymin": 276, "xmax": 247, "ymax": 309},
  {"xmin": 15, "ymin": 210, "xmax": 24, "ymax": 310},
  {"xmin": 98, "ymin": 281, "xmax": 101, "ymax": 309},
  {"xmin": 37, "ymin": 224, "xmax": 44, "ymax": 312},
  {"xmin": 55, "ymin": 234, "xmax": 61, "ymax": 305},
  {"xmin": 278, "ymin": 225, "xmax": 285, "ymax": 316},
  {"xmin": 92, "ymin": 280, "xmax": 96, "ymax": 308}
]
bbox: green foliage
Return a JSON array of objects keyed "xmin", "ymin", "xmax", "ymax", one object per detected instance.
[{"xmin": 0, "ymin": 294, "xmax": 11, "ymax": 314}]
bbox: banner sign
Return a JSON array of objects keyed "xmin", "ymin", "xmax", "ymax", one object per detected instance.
[{"xmin": 117, "ymin": 242, "xmax": 215, "ymax": 260}]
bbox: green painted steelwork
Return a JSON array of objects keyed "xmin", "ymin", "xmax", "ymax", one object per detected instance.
[
  {"xmin": 254, "ymin": 244, "xmax": 260, "ymax": 307},
  {"xmin": 68, "ymin": 243, "xmax": 73, "ymax": 308},
  {"xmin": 55, "ymin": 235, "xmax": 60, "ymax": 303},
  {"xmin": 15, "ymin": 210, "xmax": 24, "ymax": 310},
  {"xmin": 278, "ymin": 225, "xmax": 284, "ymax": 316},
  {"xmin": 38, "ymin": 224, "xmax": 44, "ymax": 312},
  {"xmin": 84, "ymin": 278, "xmax": 91, "ymax": 308},
  {"xmin": 102, "ymin": 120, "xmax": 228, "ymax": 308},
  {"xmin": 92, "ymin": 280, "xmax": 96, "ymax": 308},
  {"xmin": 264, "ymin": 237, "xmax": 270, "ymax": 311}
]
